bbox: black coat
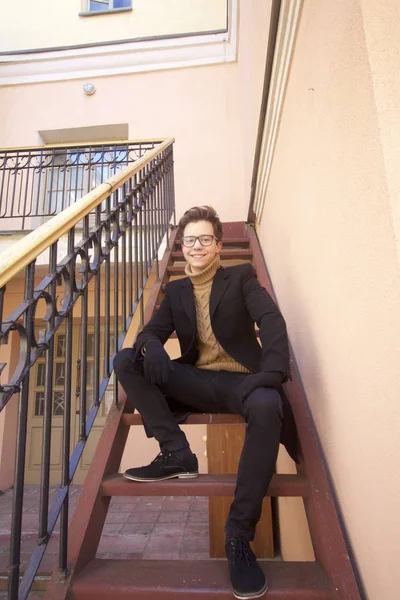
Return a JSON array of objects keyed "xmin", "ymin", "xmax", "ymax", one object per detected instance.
[{"xmin": 134, "ymin": 263, "xmax": 298, "ymax": 462}]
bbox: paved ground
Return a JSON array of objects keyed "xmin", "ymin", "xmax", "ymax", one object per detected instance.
[{"xmin": 0, "ymin": 485, "xmax": 210, "ymax": 597}]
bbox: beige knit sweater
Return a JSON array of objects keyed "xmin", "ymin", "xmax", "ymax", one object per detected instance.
[{"xmin": 185, "ymin": 255, "xmax": 250, "ymax": 373}]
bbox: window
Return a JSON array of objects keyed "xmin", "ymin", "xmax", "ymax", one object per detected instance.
[{"xmin": 88, "ymin": 0, "xmax": 131, "ymax": 12}]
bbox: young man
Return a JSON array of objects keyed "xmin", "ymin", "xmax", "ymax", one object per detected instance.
[{"xmin": 113, "ymin": 206, "xmax": 297, "ymax": 600}]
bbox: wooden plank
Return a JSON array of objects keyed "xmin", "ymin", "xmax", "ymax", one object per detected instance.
[
  {"xmin": 101, "ymin": 473, "xmax": 310, "ymax": 498},
  {"xmin": 122, "ymin": 412, "xmax": 244, "ymax": 426},
  {"xmin": 207, "ymin": 423, "xmax": 274, "ymax": 558},
  {"xmin": 71, "ymin": 559, "xmax": 333, "ymax": 599}
]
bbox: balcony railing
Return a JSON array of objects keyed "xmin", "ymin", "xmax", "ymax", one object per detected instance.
[
  {"xmin": 0, "ymin": 137, "xmax": 175, "ymax": 599},
  {"xmin": 0, "ymin": 141, "xmax": 162, "ymax": 231}
]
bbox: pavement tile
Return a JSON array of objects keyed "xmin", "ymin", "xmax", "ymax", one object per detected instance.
[
  {"xmin": 158, "ymin": 511, "xmax": 189, "ymax": 523},
  {"xmin": 135, "ymin": 501, "xmax": 164, "ymax": 512},
  {"xmin": 180, "ymin": 532, "xmax": 210, "ymax": 554},
  {"xmin": 102, "ymin": 523, "xmax": 124, "ymax": 535},
  {"xmin": 151, "ymin": 522, "xmax": 186, "ymax": 536},
  {"xmin": 187, "ymin": 511, "xmax": 209, "ymax": 523},
  {"xmin": 97, "ymin": 551, "xmax": 143, "ymax": 560},
  {"xmin": 121, "ymin": 522, "xmax": 154, "ymax": 535},
  {"xmin": 143, "ymin": 532, "xmax": 183, "ymax": 558},
  {"xmin": 179, "ymin": 552, "xmax": 210, "ymax": 560},
  {"xmin": 109, "ymin": 533, "xmax": 149, "ymax": 553},
  {"xmin": 163, "ymin": 499, "xmax": 193, "ymax": 512},
  {"xmin": 103, "ymin": 512, "xmax": 132, "ymax": 525},
  {"xmin": 125, "ymin": 511, "xmax": 160, "ymax": 523}
]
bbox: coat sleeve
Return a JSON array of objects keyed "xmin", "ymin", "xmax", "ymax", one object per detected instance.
[
  {"xmin": 132, "ymin": 288, "xmax": 175, "ymax": 357},
  {"xmin": 241, "ymin": 264, "xmax": 291, "ymax": 381}
]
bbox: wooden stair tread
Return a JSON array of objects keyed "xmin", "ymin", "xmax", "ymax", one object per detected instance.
[
  {"xmin": 101, "ymin": 473, "xmax": 310, "ymax": 497},
  {"xmin": 122, "ymin": 412, "xmax": 244, "ymax": 426},
  {"xmin": 70, "ymin": 559, "xmax": 333, "ymax": 599}
]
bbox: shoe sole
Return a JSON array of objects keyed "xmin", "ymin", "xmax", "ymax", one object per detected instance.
[
  {"xmin": 123, "ymin": 471, "xmax": 199, "ymax": 482},
  {"xmin": 232, "ymin": 582, "xmax": 268, "ymax": 600}
]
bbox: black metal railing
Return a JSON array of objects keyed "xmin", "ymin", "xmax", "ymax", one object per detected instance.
[
  {"xmin": 0, "ymin": 141, "xmax": 161, "ymax": 231},
  {"xmin": 0, "ymin": 138, "xmax": 175, "ymax": 599}
]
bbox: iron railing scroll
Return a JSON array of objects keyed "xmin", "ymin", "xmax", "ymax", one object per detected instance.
[
  {"xmin": 0, "ymin": 141, "xmax": 160, "ymax": 231},
  {"xmin": 0, "ymin": 138, "xmax": 175, "ymax": 599}
]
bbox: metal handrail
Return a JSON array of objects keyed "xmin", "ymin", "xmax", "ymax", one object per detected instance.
[
  {"xmin": 0, "ymin": 138, "xmax": 174, "ymax": 287},
  {"xmin": 0, "ymin": 136, "xmax": 175, "ymax": 599}
]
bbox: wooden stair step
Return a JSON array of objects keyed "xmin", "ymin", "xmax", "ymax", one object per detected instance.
[
  {"xmin": 122, "ymin": 413, "xmax": 244, "ymax": 426},
  {"xmin": 70, "ymin": 559, "xmax": 333, "ymax": 599},
  {"xmin": 174, "ymin": 237, "xmax": 250, "ymax": 248},
  {"xmin": 171, "ymin": 249, "xmax": 253, "ymax": 260},
  {"xmin": 101, "ymin": 473, "xmax": 310, "ymax": 498}
]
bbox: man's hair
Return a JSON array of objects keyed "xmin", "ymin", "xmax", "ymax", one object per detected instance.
[{"xmin": 177, "ymin": 205, "xmax": 223, "ymax": 240}]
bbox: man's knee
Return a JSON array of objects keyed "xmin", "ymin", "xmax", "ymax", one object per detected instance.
[
  {"xmin": 113, "ymin": 347, "xmax": 136, "ymax": 376},
  {"xmin": 244, "ymin": 388, "xmax": 283, "ymax": 423}
]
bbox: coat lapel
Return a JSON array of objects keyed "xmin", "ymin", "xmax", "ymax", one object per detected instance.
[
  {"xmin": 180, "ymin": 278, "xmax": 197, "ymax": 330},
  {"xmin": 210, "ymin": 267, "xmax": 230, "ymax": 321}
]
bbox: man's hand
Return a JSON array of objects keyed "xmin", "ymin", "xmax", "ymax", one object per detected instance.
[
  {"xmin": 143, "ymin": 339, "xmax": 174, "ymax": 385},
  {"xmin": 239, "ymin": 371, "xmax": 284, "ymax": 400}
]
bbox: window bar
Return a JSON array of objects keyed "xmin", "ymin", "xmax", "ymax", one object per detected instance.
[
  {"xmin": 121, "ymin": 185, "xmax": 127, "ymax": 331},
  {"xmin": 104, "ymin": 195, "xmax": 111, "ymax": 378},
  {"xmin": 142, "ymin": 177, "xmax": 149, "ymax": 279},
  {"xmin": 138, "ymin": 197, "xmax": 144, "ymax": 326},
  {"xmin": 59, "ymin": 230, "xmax": 74, "ymax": 574},
  {"xmin": 8, "ymin": 260, "xmax": 36, "ymax": 600},
  {"xmin": 150, "ymin": 161, "xmax": 158, "ymax": 278},
  {"xmin": 34, "ymin": 152, "xmax": 44, "ymax": 220},
  {"xmin": 21, "ymin": 152, "xmax": 32, "ymax": 230},
  {"xmin": 38, "ymin": 242, "xmax": 58, "ymax": 544},
  {"xmin": 113, "ymin": 196, "xmax": 119, "ymax": 362},
  {"xmin": 10, "ymin": 150, "xmax": 19, "ymax": 221},
  {"xmin": 93, "ymin": 205, "xmax": 102, "ymax": 408},
  {"xmin": 171, "ymin": 147, "xmax": 176, "ymax": 227},
  {"xmin": 79, "ymin": 218, "xmax": 89, "ymax": 441},
  {"xmin": 127, "ymin": 179, "xmax": 133, "ymax": 315}
]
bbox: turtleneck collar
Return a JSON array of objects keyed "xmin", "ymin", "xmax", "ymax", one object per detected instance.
[{"xmin": 185, "ymin": 254, "xmax": 221, "ymax": 286}]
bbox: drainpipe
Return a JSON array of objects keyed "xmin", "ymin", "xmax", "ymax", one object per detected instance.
[{"xmin": 247, "ymin": 0, "xmax": 282, "ymax": 225}]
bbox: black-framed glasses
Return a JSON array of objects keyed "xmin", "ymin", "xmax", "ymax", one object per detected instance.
[{"xmin": 182, "ymin": 235, "xmax": 219, "ymax": 247}]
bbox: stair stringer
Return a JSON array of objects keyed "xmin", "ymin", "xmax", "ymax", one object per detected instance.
[{"xmin": 247, "ymin": 225, "xmax": 364, "ymax": 599}]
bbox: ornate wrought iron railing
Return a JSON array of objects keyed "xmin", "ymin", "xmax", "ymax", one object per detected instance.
[
  {"xmin": 0, "ymin": 140, "xmax": 162, "ymax": 231},
  {"xmin": 0, "ymin": 138, "xmax": 175, "ymax": 599}
]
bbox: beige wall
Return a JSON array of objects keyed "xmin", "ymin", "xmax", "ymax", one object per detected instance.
[
  {"xmin": 0, "ymin": 0, "xmax": 270, "ymax": 224},
  {"xmin": 256, "ymin": 1, "xmax": 400, "ymax": 598},
  {"xmin": 0, "ymin": 0, "xmax": 227, "ymax": 52}
]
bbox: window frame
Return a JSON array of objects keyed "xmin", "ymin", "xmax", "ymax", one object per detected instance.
[{"xmin": 83, "ymin": 0, "xmax": 132, "ymax": 15}]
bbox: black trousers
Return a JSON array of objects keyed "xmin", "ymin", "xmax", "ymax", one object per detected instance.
[{"xmin": 113, "ymin": 348, "xmax": 283, "ymax": 541}]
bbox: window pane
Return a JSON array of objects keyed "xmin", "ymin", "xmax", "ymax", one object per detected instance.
[
  {"xmin": 36, "ymin": 363, "xmax": 45, "ymax": 387},
  {"xmin": 87, "ymin": 333, "xmax": 95, "ymax": 357},
  {"xmin": 53, "ymin": 391, "xmax": 65, "ymax": 416},
  {"xmin": 35, "ymin": 392, "xmax": 44, "ymax": 417},
  {"xmin": 56, "ymin": 334, "xmax": 66, "ymax": 358},
  {"xmin": 90, "ymin": 1, "xmax": 109, "ymax": 11},
  {"xmin": 114, "ymin": 0, "xmax": 131, "ymax": 7},
  {"xmin": 55, "ymin": 362, "xmax": 65, "ymax": 387},
  {"xmin": 87, "ymin": 363, "xmax": 95, "ymax": 387}
]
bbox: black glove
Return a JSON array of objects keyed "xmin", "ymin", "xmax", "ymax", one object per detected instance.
[
  {"xmin": 239, "ymin": 371, "xmax": 284, "ymax": 400},
  {"xmin": 142, "ymin": 339, "xmax": 174, "ymax": 385}
]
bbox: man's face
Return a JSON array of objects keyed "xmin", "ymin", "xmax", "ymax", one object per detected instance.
[{"xmin": 182, "ymin": 220, "xmax": 222, "ymax": 274}]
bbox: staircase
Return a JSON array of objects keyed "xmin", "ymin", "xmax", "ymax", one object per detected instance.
[{"xmin": 45, "ymin": 222, "xmax": 362, "ymax": 600}]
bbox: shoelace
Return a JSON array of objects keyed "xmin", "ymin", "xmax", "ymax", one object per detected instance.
[
  {"xmin": 228, "ymin": 538, "xmax": 256, "ymax": 568},
  {"xmin": 152, "ymin": 450, "xmax": 173, "ymax": 466}
]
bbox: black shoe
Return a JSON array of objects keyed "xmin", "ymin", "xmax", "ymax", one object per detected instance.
[
  {"xmin": 225, "ymin": 537, "xmax": 268, "ymax": 600},
  {"xmin": 123, "ymin": 449, "xmax": 199, "ymax": 482}
]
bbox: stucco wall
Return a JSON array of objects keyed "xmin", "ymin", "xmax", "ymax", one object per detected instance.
[
  {"xmin": 0, "ymin": 0, "xmax": 269, "ymax": 224},
  {"xmin": 0, "ymin": 0, "xmax": 227, "ymax": 52},
  {"xmin": 257, "ymin": 1, "xmax": 400, "ymax": 598}
]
